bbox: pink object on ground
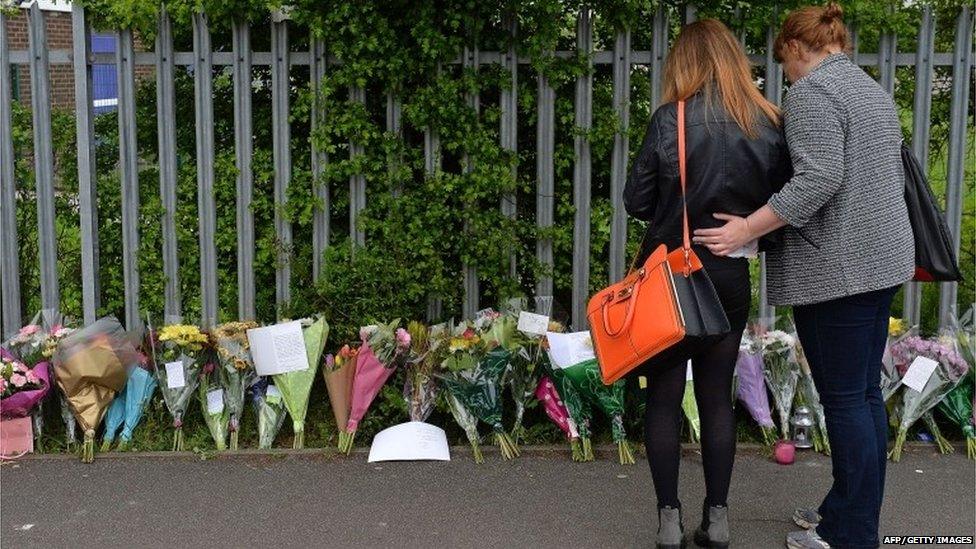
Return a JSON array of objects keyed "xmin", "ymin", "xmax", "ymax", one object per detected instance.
[
  {"xmin": 774, "ymin": 440, "xmax": 796, "ymax": 465},
  {"xmin": 0, "ymin": 416, "xmax": 34, "ymax": 458},
  {"xmin": 535, "ymin": 376, "xmax": 578, "ymax": 439}
]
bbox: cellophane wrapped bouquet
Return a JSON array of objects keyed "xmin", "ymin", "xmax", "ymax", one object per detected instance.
[
  {"xmin": 150, "ymin": 320, "xmax": 207, "ymax": 451},
  {"xmin": 760, "ymin": 330, "xmax": 800, "ymax": 439},
  {"xmin": 403, "ymin": 321, "xmax": 439, "ymax": 423},
  {"xmin": 937, "ymin": 309, "xmax": 975, "ymax": 459},
  {"xmin": 212, "ymin": 321, "xmax": 259, "ymax": 450}
]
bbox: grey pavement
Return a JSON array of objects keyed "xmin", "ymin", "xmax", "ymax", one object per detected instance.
[{"xmin": 1, "ymin": 446, "xmax": 973, "ymax": 549}]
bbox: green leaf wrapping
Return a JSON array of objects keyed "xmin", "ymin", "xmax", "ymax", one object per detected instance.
[{"xmin": 272, "ymin": 318, "xmax": 329, "ymax": 442}]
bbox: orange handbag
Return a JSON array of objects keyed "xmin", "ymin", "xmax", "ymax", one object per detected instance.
[{"xmin": 589, "ymin": 100, "xmax": 729, "ymax": 384}]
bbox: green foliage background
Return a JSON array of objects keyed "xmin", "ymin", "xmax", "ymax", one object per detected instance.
[{"xmin": 6, "ymin": 0, "xmax": 974, "ymax": 451}]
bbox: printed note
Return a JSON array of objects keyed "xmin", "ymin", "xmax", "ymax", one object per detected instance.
[{"xmin": 165, "ymin": 361, "xmax": 186, "ymax": 389}]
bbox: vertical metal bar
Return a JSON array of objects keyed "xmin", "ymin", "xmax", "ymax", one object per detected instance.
[
  {"xmin": 684, "ymin": 3, "xmax": 697, "ymax": 24},
  {"xmin": 232, "ymin": 19, "xmax": 255, "ymax": 319},
  {"xmin": 424, "ymin": 65, "xmax": 442, "ymax": 322},
  {"xmin": 850, "ymin": 25, "xmax": 860, "ymax": 67},
  {"xmin": 650, "ymin": 6, "xmax": 668, "ymax": 109},
  {"xmin": 348, "ymin": 85, "xmax": 366, "ymax": 248},
  {"xmin": 193, "ymin": 13, "xmax": 218, "ymax": 327},
  {"xmin": 116, "ymin": 28, "xmax": 139, "ymax": 328},
  {"xmin": 386, "ymin": 90, "xmax": 402, "ymax": 197},
  {"xmin": 271, "ymin": 20, "xmax": 292, "ymax": 312},
  {"xmin": 536, "ymin": 63, "xmax": 554, "ymax": 299},
  {"xmin": 759, "ymin": 11, "xmax": 783, "ymax": 328},
  {"xmin": 903, "ymin": 6, "xmax": 935, "ymax": 325},
  {"xmin": 500, "ymin": 17, "xmax": 518, "ymax": 281},
  {"xmin": 939, "ymin": 6, "xmax": 974, "ymax": 328},
  {"xmin": 310, "ymin": 38, "xmax": 328, "ymax": 283},
  {"xmin": 0, "ymin": 11, "xmax": 21, "ymax": 337},
  {"xmin": 29, "ymin": 4, "xmax": 59, "ymax": 313},
  {"xmin": 72, "ymin": 4, "xmax": 98, "ymax": 325},
  {"xmin": 609, "ymin": 29, "xmax": 631, "ymax": 284},
  {"xmin": 572, "ymin": 7, "xmax": 593, "ymax": 330},
  {"xmin": 877, "ymin": 31, "xmax": 897, "ymax": 96},
  {"xmin": 463, "ymin": 45, "xmax": 480, "ymax": 319},
  {"xmin": 157, "ymin": 8, "xmax": 181, "ymax": 320}
]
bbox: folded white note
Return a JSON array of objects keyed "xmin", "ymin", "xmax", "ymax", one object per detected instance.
[
  {"xmin": 546, "ymin": 331, "xmax": 595, "ymax": 369},
  {"xmin": 902, "ymin": 356, "xmax": 938, "ymax": 392},
  {"xmin": 367, "ymin": 421, "xmax": 451, "ymax": 463},
  {"xmin": 206, "ymin": 389, "xmax": 224, "ymax": 414},
  {"xmin": 247, "ymin": 321, "xmax": 310, "ymax": 376},
  {"xmin": 517, "ymin": 311, "xmax": 550, "ymax": 336},
  {"xmin": 165, "ymin": 361, "xmax": 185, "ymax": 389}
]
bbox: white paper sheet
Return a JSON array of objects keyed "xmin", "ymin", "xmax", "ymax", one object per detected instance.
[
  {"xmin": 902, "ymin": 356, "xmax": 939, "ymax": 392},
  {"xmin": 367, "ymin": 421, "xmax": 451, "ymax": 463},
  {"xmin": 266, "ymin": 384, "xmax": 282, "ymax": 404},
  {"xmin": 546, "ymin": 331, "xmax": 595, "ymax": 369},
  {"xmin": 206, "ymin": 389, "xmax": 225, "ymax": 414},
  {"xmin": 165, "ymin": 361, "xmax": 186, "ymax": 389},
  {"xmin": 686, "ymin": 360, "xmax": 694, "ymax": 381},
  {"xmin": 247, "ymin": 321, "xmax": 310, "ymax": 376},
  {"xmin": 517, "ymin": 311, "xmax": 550, "ymax": 336}
]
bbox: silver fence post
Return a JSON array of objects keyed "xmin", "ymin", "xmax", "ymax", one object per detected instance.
[
  {"xmin": 72, "ymin": 4, "xmax": 99, "ymax": 325},
  {"xmin": 759, "ymin": 11, "xmax": 784, "ymax": 329},
  {"xmin": 116, "ymin": 27, "xmax": 139, "ymax": 329},
  {"xmin": 572, "ymin": 7, "xmax": 593, "ymax": 330},
  {"xmin": 608, "ymin": 28, "xmax": 631, "ymax": 284},
  {"xmin": 500, "ymin": 17, "xmax": 518, "ymax": 280},
  {"xmin": 272, "ymin": 16, "xmax": 293, "ymax": 313},
  {"xmin": 232, "ymin": 19, "xmax": 255, "ymax": 320},
  {"xmin": 348, "ymin": 85, "xmax": 366, "ymax": 249},
  {"xmin": 649, "ymin": 6, "xmax": 668, "ymax": 110},
  {"xmin": 193, "ymin": 12, "xmax": 218, "ymax": 328},
  {"xmin": 310, "ymin": 37, "xmax": 329, "ymax": 283},
  {"xmin": 903, "ymin": 6, "xmax": 935, "ymax": 325},
  {"xmin": 536, "ymin": 52, "xmax": 555, "ymax": 300},
  {"xmin": 463, "ymin": 44, "xmax": 480, "ymax": 319},
  {"xmin": 939, "ymin": 6, "xmax": 974, "ymax": 329},
  {"xmin": 157, "ymin": 7, "xmax": 181, "ymax": 320},
  {"xmin": 877, "ymin": 31, "xmax": 897, "ymax": 96},
  {"xmin": 0, "ymin": 10, "xmax": 20, "ymax": 338},
  {"xmin": 28, "ymin": 3, "xmax": 60, "ymax": 314},
  {"xmin": 424, "ymin": 65, "xmax": 443, "ymax": 322}
]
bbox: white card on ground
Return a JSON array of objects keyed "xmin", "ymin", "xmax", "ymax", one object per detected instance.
[
  {"xmin": 546, "ymin": 331, "xmax": 595, "ymax": 369},
  {"xmin": 164, "ymin": 361, "xmax": 186, "ymax": 389},
  {"xmin": 367, "ymin": 421, "xmax": 450, "ymax": 463},
  {"xmin": 517, "ymin": 311, "xmax": 550, "ymax": 336},
  {"xmin": 686, "ymin": 360, "xmax": 694, "ymax": 381},
  {"xmin": 902, "ymin": 356, "xmax": 939, "ymax": 392},
  {"xmin": 247, "ymin": 321, "xmax": 310, "ymax": 376},
  {"xmin": 206, "ymin": 389, "xmax": 224, "ymax": 414}
]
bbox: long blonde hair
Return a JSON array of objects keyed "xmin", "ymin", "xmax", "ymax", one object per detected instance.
[{"xmin": 662, "ymin": 19, "xmax": 780, "ymax": 138}]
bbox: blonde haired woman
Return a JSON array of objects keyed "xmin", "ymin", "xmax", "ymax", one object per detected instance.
[{"xmin": 625, "ymin": 19, "xmax": 791, "ymax": 548}]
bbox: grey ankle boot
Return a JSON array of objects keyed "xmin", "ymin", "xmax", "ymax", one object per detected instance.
[
  {"xmin": 693, "ymin": 503, "xmax": 729, "ymax": 548},
  {"xmin": 656, "ymin": 506, "xmax": 685, "ymax": 549}
]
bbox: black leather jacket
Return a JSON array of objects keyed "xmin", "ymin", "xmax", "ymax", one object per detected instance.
[{"xmin": 624, "ymin": 93, "xmax": 793, "ymax": 266}]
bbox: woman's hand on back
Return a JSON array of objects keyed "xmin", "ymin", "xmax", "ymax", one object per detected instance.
[{"xmin": 694, "ymin": 205, "xmax": 787, "ymax": 256}]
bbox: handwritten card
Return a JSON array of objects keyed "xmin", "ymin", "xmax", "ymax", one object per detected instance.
[
  {"xmin": 902, "ymin": 356, "xmax": 938, "ymax": 392},
  {"xmin": 165, "ymin": 361, "xmax": 186, "ymax": 389},
  {"xmin": 517, "ymin": 311, "xmax": 550, "ymax": 336},
  {"xmin": 247, "ymin": 321, "xmax": 310, "ymax": 376},
  {"xmin": 206, "ymin": 389, "xmax": 225, "ymax": 414},
  {"xmin": 546, "ymin": 331, "xmax": 596, "ymax": 369}
]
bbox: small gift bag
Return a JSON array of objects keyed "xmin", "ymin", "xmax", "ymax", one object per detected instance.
[{"xmin": 1, "ymin": 416, "xmax": 34, "ymax": 459}]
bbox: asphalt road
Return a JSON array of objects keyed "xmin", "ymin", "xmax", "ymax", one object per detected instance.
[{"xmin": 1, "ymin": 446, "xmax": 973, "ymax": 549}]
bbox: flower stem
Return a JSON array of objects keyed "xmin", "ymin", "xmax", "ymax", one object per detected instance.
[
  {"xmin": 889, "ymin": 430, "xmax": 906, "ymax": 462},
  {"xmin": 618, "ymin": 440, "xmax": 635, "ymax": 465},
  {"xmin": 570, "ymin": 438, "xmax": 583, "ymax": 462},
  {"xmin": 81, "ymin": 431, "xmax": 95, "ymax": 463},
  {"xmin": 293, "ymin": 429, "xmax": 304, "ymax": 450},
  {"xmin": 230, "ymin": 431, "xmax": 239, "ymax": 451},
  {"xmin": 967, "ymin": 437, "xmax": 976, "ymax": 461},
  {"xmin": 471, "ymin": 440, "xmax": 484, "ymax": 464},
  {"xmin": 100, "ymin": 439, "xmax": 113, "ymax": 453},
  {"xmin": 582, "ymin": 437, "xmax": 594, "ymax": 462}
]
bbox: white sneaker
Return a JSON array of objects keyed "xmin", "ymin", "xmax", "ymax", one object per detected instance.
[
  {"xmin": 792, "ymin": 508, "xmax": 822, "ymax": 530},
  {"xmin": 786, "ymin": 529, "xmax": 831, "ymax": 549}
]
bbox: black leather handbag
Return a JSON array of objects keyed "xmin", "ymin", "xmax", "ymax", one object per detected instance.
[{"xmin": 901, "ymin": 143, "xmax": 962, "ymax": 282}]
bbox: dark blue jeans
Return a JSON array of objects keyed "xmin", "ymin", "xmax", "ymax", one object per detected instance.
[{"xmin": 793, "ymin": 286, "xmax": 897, "ymax": 549}]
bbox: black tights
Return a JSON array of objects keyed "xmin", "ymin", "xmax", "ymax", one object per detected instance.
[{"xmin": 643, "ymin": 328, "xmax": 744, "ymax": 509}]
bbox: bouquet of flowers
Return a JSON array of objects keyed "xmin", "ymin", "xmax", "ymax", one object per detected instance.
[
  {"xmin": 562, "ymin": 357, "xmax": 636, "ymax": 465},
  {"xmin": 212, "ymin": 321, "xmax": 259, "ymax": 450},
  {"xmin": 339, "ymin": 320, "xmax": 410, "ymax": 453},
  {"xmin": 735, "ymin": 333, "xmax": 776, "ymax": 445},
  {"xmin": 937, "ymin": 372, "xmax": 975, "ymax": 459},
  {"xmin": 792, "ymin": 339, "xmax": 830, "ymax": 454},
  {"xmin": 681, "ymin": 362, "xmax": 700, "ymax": 443},
  {"xmin": 0, "ymin": 350, "xmax": 50, "ymax": 419},
  {"xmin": 249, "ymin": 377, "xmax": 287, "ymax": 449},
  {"xmin": 53, "ymin": 316, "xmax": 134, "ymax": 462},
  {"xmin": 274, "ymin": 317, "xmax": 329, "ymax": 449},
  {"xmin": 548, "ymin": 365, "xmax": 594, "ymax": 461},
  {"xmin": 198, "ymin": 358, "xmax": 229, "ymax": 450},
  {"xmin": 100, "ymin": 358, "xmax": 156, "ymax": 451},
  {"xmin": 403, "ymin": 321, "xmax": 439, "ymax": 423},
  {"xmin": 882, "ymin": 318, "xmax": 914, "ymax": 401},
  {"xmin": 535, "ymin": 375, "xmax": 583, "ymax": 460},
  {"xmin": 438, "ymin": 315, "xmax": 520, "ymax": 460},
  {"xmin": 324, "ymin": 344, "xmax": 356, "ymax": 449},
  {"xmin": 760, "ymin": 330, "xmax": 800, "ymax": 439},
  {"xmin": 445, "ymin": 389, "xmax": 484, "ymax": 463},
  {"xmin": 150, "ymin": 320, "xmax": 207, "ymax": 451},
  {"xmin": 888, "ymin": 335, "xmax": 970, "ymax": 461}
]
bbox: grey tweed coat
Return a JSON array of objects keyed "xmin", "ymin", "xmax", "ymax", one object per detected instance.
[{"xmin": 766, "ymin": 53, "xmax": 914, "ymax": 306}]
